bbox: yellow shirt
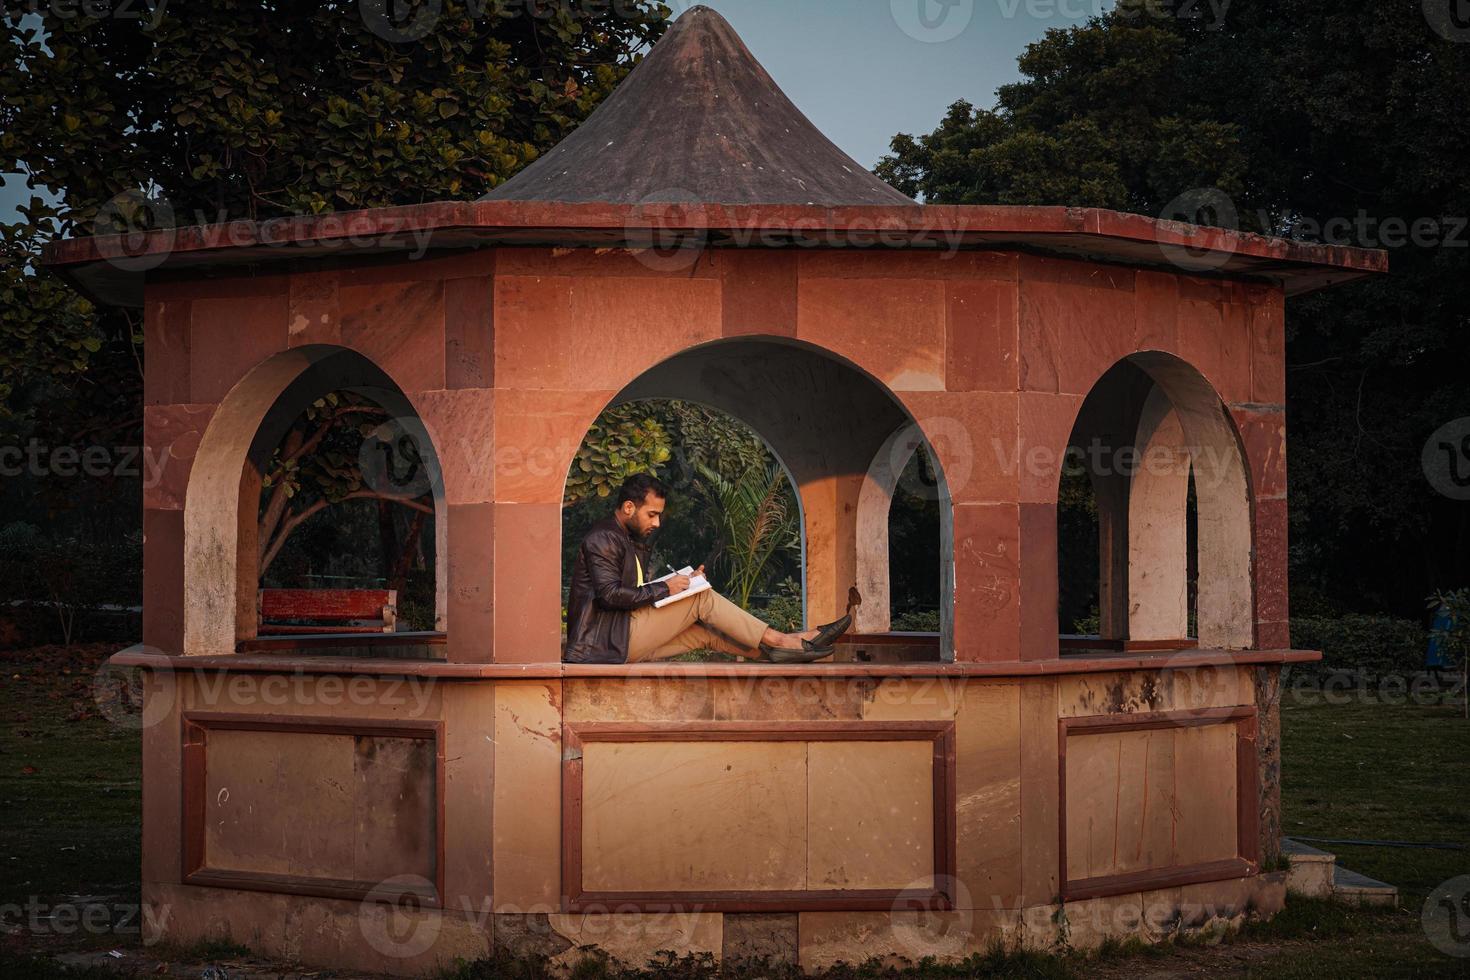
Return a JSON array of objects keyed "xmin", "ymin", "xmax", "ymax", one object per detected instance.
[{"xmin": 635, "ymin": 555, "xmax": 644, "ymax": 587}]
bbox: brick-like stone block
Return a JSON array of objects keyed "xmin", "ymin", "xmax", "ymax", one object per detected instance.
[
  {"xmin": 947, "ymin": 279, "xmax": 1019, "ymax": 392},
  {"xmin": 144, "ymin": 295, "xmax": 192, "ymax": 405},
  {"xmin": 493, "ymin": 502, "xmax": 564, "ymax": 664},
  {"xmin": 1017, "ymin": 391, "xmax": 1084, "ymax": 505},
  {"xmin": 445, "ymin": 502, "xmax": 494, "ymax": 664},
  {"xmin": 898, "ymin": 390, "xmax": 1020, "ymax": 504},
  {"xmin": 951, "ymin": 503, "xmax": 1021, "ymax": 662},
  {"xmin": 1018, "ymin": 255, "xmax": 1136, "ymax": 395},
  {"xmin": 341, "ymin": 279, "xmax": 446, "ymax": 393},
  {"xmin": 142, "ymin": 508, "xmax": 185, "ymax": 655},
  {"xmin": 287, "ymin": 270, "xmax": 341, "ymax": 348},
  {"xmin": 798, "ymin": 276, "xmax": 947, "ymax": 391},
  {"xmin": 190, "ymin": 292, "xmax": 289, "ymax": 404},
  {"xmin": 720, "ymin": 250, "xmax": 797, "ymax": 337},
  {"xmin": 143, "ymin": 403, "xmax": 215, "ymax": 511},
  {"xmin": 445, "ymin": 274, "xmax": 494, "ymax": 388},
  {"xmin": 492, "ymin": 388, "xmax": 611, "ymax": 504},
  {"xmin": 415, "ymin": 388, "xmax": 495, "ymax": 506}
]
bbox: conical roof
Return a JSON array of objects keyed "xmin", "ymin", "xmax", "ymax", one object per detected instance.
[{"xmin": 481, "ymin": 5, "xmax": 913, "ymax": 207}]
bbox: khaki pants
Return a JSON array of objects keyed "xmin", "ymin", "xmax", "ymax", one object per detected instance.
[{"xmin": 627, "ymin": 589, "xmax": 770, "ymax": 663}]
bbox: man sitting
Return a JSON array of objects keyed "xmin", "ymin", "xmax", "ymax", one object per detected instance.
[{"xmin": 564, "ymin": 474, "xmax": 850, "ymax": 665}]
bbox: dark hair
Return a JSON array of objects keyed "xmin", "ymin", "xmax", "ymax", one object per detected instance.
[{"xmin": 616, "ymin": 474, "xmax": 669, "ymax": 508}]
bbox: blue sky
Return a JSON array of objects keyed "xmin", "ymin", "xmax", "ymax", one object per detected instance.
[{"xmin": 0, "ymin": 0, "xmax": 1103, "ymax": 224}]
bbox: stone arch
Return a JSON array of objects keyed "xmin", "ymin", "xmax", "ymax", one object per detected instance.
[
  {"xmin": 593, "ymin": 336, "xmax": 955, "ymax": 654},
  {"xmin": 1060, "ymin": 351, "xmax": 1253, "ymax": 650},
  {"xmin": 183, "ymin": 345, "xmax": 448, "ymax": 656}
]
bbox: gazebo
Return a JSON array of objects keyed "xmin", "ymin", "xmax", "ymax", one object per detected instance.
[{"xmin": 45, "ymin": 6, "xmax": 1384, "ymax": 975}]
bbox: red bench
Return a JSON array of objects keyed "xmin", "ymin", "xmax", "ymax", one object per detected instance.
[{"xmin": 256, "ymin": 588, "xmax": 397, "ymax": 635}]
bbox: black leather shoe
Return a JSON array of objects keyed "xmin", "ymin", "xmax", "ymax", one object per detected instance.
[
  {"xmin": 810, "ymin": 613, "xmax": 852, "ymax": 648},
  {"xmin": 759, "ymin": 640, "xmax": 835, "ymax": 664}
]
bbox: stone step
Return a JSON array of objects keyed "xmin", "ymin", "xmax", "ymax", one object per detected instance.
[
  {"xmin": 1333, "ymin": 864, "xmax": 1401, "ymax": 907},
  {"xmin": 1281, "ymin": 837, "xmax": 1336, "ymax": 898},
  {"xmin": 1281, "ymin": 837, "xmax": 1401, "ymax": 907}
]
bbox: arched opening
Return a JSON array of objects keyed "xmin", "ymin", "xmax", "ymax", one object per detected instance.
[
  {"xmin": 1057, "ymin": 352, "xmax": 1253, "ymax": 652},
  {"xmin": 560, "ymin": 337, "xmax": 954, "ymax": 660},
  {"xmin": 183, "ymin": 346, "xmax": 447, "ymax": 655}
]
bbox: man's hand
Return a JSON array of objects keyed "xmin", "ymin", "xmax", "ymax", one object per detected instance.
[{"xmin": 665, "ymin": 566, "xmax": 704, "ymax": 596}]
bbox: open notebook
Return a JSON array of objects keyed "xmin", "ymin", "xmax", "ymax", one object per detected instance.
[{"xmin": 652, "ymin": 566, "xmax": 713, "ymax": 609}]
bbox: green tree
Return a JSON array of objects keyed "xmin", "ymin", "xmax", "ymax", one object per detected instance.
[
  {"xmin": 878, "ymin": 0, "xmax": 1470, "ymax": 618},
  {"xmin": 1, "ymin": 1, "xmax": 668, "ymax": 592}
]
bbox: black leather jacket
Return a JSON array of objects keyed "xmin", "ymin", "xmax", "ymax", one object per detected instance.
[{"xmin": 564, "ymin": 517, "xmax": 671, "ymax": 664}]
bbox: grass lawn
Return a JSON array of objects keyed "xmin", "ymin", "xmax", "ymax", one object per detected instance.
[{"xmin": 1, "ymin": 646, "xmax": 1467, "ymax": 977}]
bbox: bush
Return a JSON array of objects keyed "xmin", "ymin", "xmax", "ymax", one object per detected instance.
[
  {"xmin": 0, "ymin": 522, "xmax": 141, "ymax": 647},
  {"xmin": 1290, "ymin": 614, "xmax": 1427, "ymax": 677}
]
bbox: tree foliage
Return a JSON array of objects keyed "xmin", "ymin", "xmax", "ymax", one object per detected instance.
[
  {"xmin": 878, "ymin": 0, "xmax": 1470, "ymax": 617},
  {"xmin": 0, "ymin": 2, "xmax": 668, "ymax": 600}
]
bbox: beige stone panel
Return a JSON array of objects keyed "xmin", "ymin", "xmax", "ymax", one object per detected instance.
[
  {"xmin": 1149, "ymin": 876, "xmax": 1251, "ymax": 938},
  {"xmin": 807, "ymin": 741, "xmax": 933, "ymax": 890},
  {"xmin": 442, "ymin": 685, "xmax": 496, "ymax": 910},
  {"xmin": 723, "ymin": 913, "xmax": 798, "ymax": 965},
  {"xmin": 204, "ymin": 730, "xmax": 357, "ymax": 879},
  {"xmin": 581, "ymin": 740, "xmax": 806, "ymax": 892},
  {"xmin": 1058, "ymin": 671, "xmax": 1168, "ymax": 718},
  {"xmin": 1056, "ymin": 894, "xmax": 1143, "ymax": 951},
  {"xmin": 1062, "ymin": 732, "xmax": 1121, "ymax": 883},
  {"xmin": 563, "ymin": 678, "xmax": 715, "ymax": 722},
  {"xmin": 546, "ymin": 912, "xmax": 722, "ymax": 970},
  {"xmin": 352, "ymin": 736, "xmax": 439, "ymax": 886},
  {"xmin": 798, "ymin": 909, "xmax": 1021, "ymax": 971},
  {"xmin": 492, "ymin": 681, "xmax": 563, "ymax": 912},
  {"xmin": 1018, "ymin": 679, "xmax": 1060, "ymax": 907},
  {"xmin": 1168, "ymin": 665, "xmax": 1254, "ymax": 714},
  {"xmin": 1172, "ymin": 723, "xmax": 1240, "ymax": 866},
  {"xmin": 860, "ymin": 678, "xmax": 966, "ymax": 721},
  {"xmin": 954, "ymin": 681, "xmax": 1022, "ymax": 910},
  {"xmin": 1126, "ymin": 728, "xmax": 1178, "ymax": 875},
  {"xmin": 142, "ymin": 881, "xmax": 488, "ymax": 978},
  {"xmin": 1064, "ymin": 730, "xmax": 1175, "ymax": 881}
]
